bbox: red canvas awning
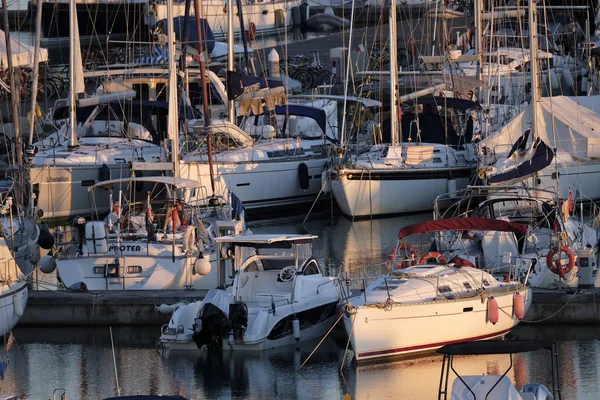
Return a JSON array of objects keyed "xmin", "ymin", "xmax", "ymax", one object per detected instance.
[{"xmin": 398, "ymin": 218, "xmax": 528, "ymax": 241}]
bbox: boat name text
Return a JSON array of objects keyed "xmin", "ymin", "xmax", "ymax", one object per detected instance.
[{"xmin": 110, "ymin": 245, "xmax": 142, "ymax": 252}]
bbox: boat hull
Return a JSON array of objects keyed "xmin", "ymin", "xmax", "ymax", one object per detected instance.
[
  {"xmin": 330, "ymin": 167, "xmax": 473, "ymax": 217},
  {"xmin": 343, "ymin": 288, "xmax": 531, "ymax": 363},
  {"xmin": 0, "ymin": 282, "xmax": 28, "ymax": 337}
]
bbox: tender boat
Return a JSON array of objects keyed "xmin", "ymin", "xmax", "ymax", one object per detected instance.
[
  {"xmin": 437, "ymin": 340, "xmax": 561, "ymax": 400},
  {"xmin": 341, "ymin": 218, "xmax": 532, "ymax": 364},
  {"xmin": 159, "ymin": 234, "xmax": 340, "ymax": 351}
]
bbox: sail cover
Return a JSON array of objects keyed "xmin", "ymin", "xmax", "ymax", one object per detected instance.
[
  {"xmin": 488, "ymin": 137, "xmax": 554, "ymax": 185},
  {"xmin": 398, "ymin": 217, "xmax": 527, "ymax": 242},
  {"xmin": 0, "ymin": 29, "xmax": 48, "ymax": 67}
]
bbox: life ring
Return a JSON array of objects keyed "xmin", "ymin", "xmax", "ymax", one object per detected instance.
[
  {"xmin": 246, "ymin": 22, "xmax": 256, "ymax": 42},
  {"xmin": 419, "ymin": 252, "xmax": 447, "ymax": 265},
  {"xmin": 183, "ymin": 226, "xmax": 196, "ymax": 252},
  {"xmin": 546, "ymin": 246, "xmax": 575, "ymax": 279},
  {"xmin": 449, "ymin": 256, "xmax": 475, "ymax": 268},
  {"xmin": 389, "ymin": 243, "xmax": 418, "ymax": 269}
]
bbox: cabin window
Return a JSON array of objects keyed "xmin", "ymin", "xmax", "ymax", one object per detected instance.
[
  {"xmin": 132, "ymin": 84, "xmax": 150, "ymax": 100},
  {"xmin": 482, "ymin": 279, "xmax": 490, "ymax": 287},
  {"xmin": 156, "ymin": 83, "xmax": 167, "ymax": 102},
  {"xmin": 438, "ymin": 285, "xmax": 452, "ymax": 293},
  {"xmin": 463, "ymin": 282, "xmax": 472, "ymax": 290},
  {"xmin": 373, "ymin": 285, "xmax": 399, "ymax": 292},
  {"xmin": 127, "ymin": 266, "xmax": 142, "ymax": 274},
  {"xmin": 433, "ymin": 157, "xmax": 442, "ymax": 163},
  {"xmin": 93, "ymin": 266, "xmax": 105, "ymax": 274},
  {"xmin": 302, "ymin": 259, "xmax": 319, "ymax": 275}
]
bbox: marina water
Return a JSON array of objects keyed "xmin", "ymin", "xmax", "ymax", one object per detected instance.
[{"xmin": 1, "ymin": 212, "xmax": 598, "ymax": 399}]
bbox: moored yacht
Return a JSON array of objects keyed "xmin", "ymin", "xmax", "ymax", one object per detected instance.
[
  {"xmin": 341, "ymin": 217, "xmax": 532, "ymax": 363},
  {"xmin": 159, "ymin": 234, "xmax": 340, "ymax": 351}
]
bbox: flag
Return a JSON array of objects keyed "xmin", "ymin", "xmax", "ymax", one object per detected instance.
[{"xmin": 568, "ymin": 191, "xmax": 574, "ymax": 213}]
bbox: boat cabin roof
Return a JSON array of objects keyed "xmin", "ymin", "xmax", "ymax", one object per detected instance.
[
  {"xmin": 88, "ymin": 176, "xmax": 204, "ymax": 191},
  {"xmin": 437, "ymin": 340, "xmax": 554, "ymax": 355},
  {"xmin": 216, "ymin": 234, "xmax": 317, "ymax": 245}
]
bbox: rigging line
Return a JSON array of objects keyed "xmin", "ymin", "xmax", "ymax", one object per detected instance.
[{"xmin": 297, "ymin": 311, "xmax": 344, "ymax": 371}]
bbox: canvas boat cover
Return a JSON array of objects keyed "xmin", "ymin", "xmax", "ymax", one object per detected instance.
[
  {"xmin": 483, "ymin": 95, "xmax": 600, "ymax": 159},
  {"xmin": 397, "ymin": 217, "xmax": 527, "ymax": 242},
  {"xmin": 0, "ymin": 29, "xmax": 48, "ymax": 67}
]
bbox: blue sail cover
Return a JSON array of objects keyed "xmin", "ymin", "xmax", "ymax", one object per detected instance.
[
  {"xmin": 488, "ymin": 137, "xmax": 554, "ymax": 185},
  {"xmin": 226, "ymin": 70, "xmax": 284, "ymax": 100}
]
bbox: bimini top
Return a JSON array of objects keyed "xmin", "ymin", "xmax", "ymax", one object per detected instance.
[
  {"xmin": 216, "ymin": 234, "xmax": 317, "ymax": 245},
  {"xmin": 437, "ymin": 340, "xmax": 554, "ymax": 355},
  {"xmin": 398, "ymin": 217, "xmax": 528, "ymax": 241},
  {"xmin": 88, "ymin": 176, "xmax": 204, "ymax": 192}
]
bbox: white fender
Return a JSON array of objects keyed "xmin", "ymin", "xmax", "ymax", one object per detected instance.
[
  {"xmin": 321, "ymin": 170, "xmax": 331, "ymax": 194},
  {"xmin": 13, "ymin": 292, "xmax": 25, "ymax": 317},
  {"xmin": 39, "ymin": 255, "xmax": 57, "ymax": 274},
  {"xmin": 27, "ymin": 239, "xmax": 40, "ymax": 264},
  {"xmin": 182, "ymin": 226, "xmax": 196, "ymax": 252}
]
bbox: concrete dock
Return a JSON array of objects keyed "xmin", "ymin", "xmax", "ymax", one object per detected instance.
[{"xmin": 17, "ymin": 287, "xmax": 600, "ymax": 326}]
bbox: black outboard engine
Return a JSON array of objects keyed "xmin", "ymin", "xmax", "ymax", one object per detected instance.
[
  {"xmin": 192, "ymin": 303, "xmax": 228, "ymax": 350},
  {"xmin": 229, "ymin": 302, "xmax": 248, "ymax": 343}
]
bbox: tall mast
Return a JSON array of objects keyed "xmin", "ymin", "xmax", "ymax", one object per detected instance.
[
  {"xmin": 68, "ymin": 0, "xmax": 78, "ymax": 148},
  {"xmin": 2, "ymin": 0, "xmax": 23, "ymax": 203},
  {"xmin": 166, "ymin": 0, "xmax": 179, "ymax": 177},
  {"xmin": 389, "ymin": 0, "xmax": 399, "ymax": 146},
  {"xmin": 527, "ymin": 0, "xmax": 539, "ymax": 139},
  {"xmin": 27, "ymin": 0, "xmax": 44, "ymax": 145},
  {"xmin": 194, "ymin": 0, "xmax": 216, "ymax": 194},
  {"xmin": 226, "ymin": 0, "xmax": 235, "ymax": 124}
]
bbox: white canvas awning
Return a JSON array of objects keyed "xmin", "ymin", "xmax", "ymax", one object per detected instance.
[{"xmin": 0, "ymin": 30, "xmax": 48, "ymax": 68}]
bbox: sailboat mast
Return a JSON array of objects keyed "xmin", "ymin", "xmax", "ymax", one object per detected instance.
[
  {"xmin": 68, "ymin": 0, "xmax": 78, "ymax": 148},
  {"xmin": 227, "ymin": 0, "xmax": 235, "ymax": 124},
  {"xmin": 2, "ymin": 0, "xmax": 23, "ymax": 175},
  {"xmin": 166, "ymin": 0, "xmax": 180, "ymax": 177},
  {"xmin": 193, "ymin": 0, "xmax": 216, "ymax": 194},
  {"xmin": 527, "ymin": 0, "xmax": 539, "ymax": 139},
  {"xmin": 27, "ymin": 0, "xmax": 43, "ymax": 145},
  {"xmin": 389, "ymin": 0, "xmax": 399, "ymax": 146}
]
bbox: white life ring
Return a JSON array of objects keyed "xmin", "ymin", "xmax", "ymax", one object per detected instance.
[{"xmin": 183, "ymin": 226, "xmax": 197, "ymax": 252}]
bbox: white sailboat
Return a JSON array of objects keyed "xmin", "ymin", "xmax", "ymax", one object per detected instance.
[
  {"xmin": 328, "ymin": 2, "xmax": 478, "ymax": 218},
  {"xmin": 341, "ymin": 217, "xmax": 531, "ymax": 364}
]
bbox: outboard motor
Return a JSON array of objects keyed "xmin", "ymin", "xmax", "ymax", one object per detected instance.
[
  {"xmin": 192, "ymin": 303, "xmax": 228, "ymax": 350},
  {"xmin": 229, "ymin": 302, "xmax": 248, "ymax": 343}
]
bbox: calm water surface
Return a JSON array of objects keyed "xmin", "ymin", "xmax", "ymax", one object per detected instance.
[{"xmin": 3, "ymin": 212, "xmax": 600, "ymax": 399}]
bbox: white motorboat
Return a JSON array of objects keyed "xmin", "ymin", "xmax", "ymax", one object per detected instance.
[
  {"xmin": 50, "ymin": 176, "xmax": 245, "ymax": 291},
  {"xmin": 147, "ymin": 0, "xmax": 303, "ymax": 40},
  {"xmin": 437, "ymin": 340, "xmax": 560, "ymax": 400},
  {"xmin": 341, "ymin": 217, "xmax": 532, "ymax": 363},
  {"xmin": 159, "ymin": 234, "xmax": 340, "ymax": 351}
]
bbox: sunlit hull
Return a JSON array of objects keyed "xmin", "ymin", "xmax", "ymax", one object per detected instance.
[
  {"xmin": 343, "ymin": 287, "xmax": 531, "ymax": 363},
  {"xmin": 0, "ymin": 281, "xmax": 28, "ymax": 337}
]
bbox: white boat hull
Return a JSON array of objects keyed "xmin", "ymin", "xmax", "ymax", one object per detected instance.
[
  {"xmin": 180, "ymin": 157, "xmax": 328, "ymax": 210},
  {"xmin": 0, "ymin": 282, "xmax": 28, "ymax": 337},
  {"xmin": 330, "ymin": 167, "xmax": 472, "ymax": 217},
  {"xmin": 343, "ymin": 288, "xmax": 531, "ymax": 363}
]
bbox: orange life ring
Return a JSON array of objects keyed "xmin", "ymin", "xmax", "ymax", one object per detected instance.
[
  {"xmin": 546, "ymin": 246, "xmax": 575, "ymax": 279},
  {"xmin": 389, "ymin": 243, "xmax": 418, "ymax": 269},
  {"xmin": 419, "ymin": 252, "xmax": 447, "ymax": 265}
]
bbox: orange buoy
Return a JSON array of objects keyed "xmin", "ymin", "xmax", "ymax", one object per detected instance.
[
  {"xmin": 546, "ymin": 245, "xmax": 576, "ymax": 279},
  {"xmin": 487, "ymin": 297, "xmax": 499, "ymax": 325},
  {"xmin": 513, "ymin": 292, "xmax": 525, "ymax": 320}
]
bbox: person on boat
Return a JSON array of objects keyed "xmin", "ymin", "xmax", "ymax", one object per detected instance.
[
  {"xmin": 164, "ymin": 199, "xmax": 188, "ymax": 232},
  {"xmin": 105, "ymin": 201, "xmax": 121, "ymax": 233}
]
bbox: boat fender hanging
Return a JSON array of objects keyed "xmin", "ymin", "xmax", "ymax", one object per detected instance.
[
  {"xmin": 546, "ymin": 245, "xmax": 576, "ymax": 279},
  {"xmin": 27, "ymin": 239, "xmax": 41, "ymax": 264},
  {"xmin": 513, "ymin": 292, "xmax": 525, "ymax": 320},
  {"xmin": 389, "ymin": 243, "xmax": 418, "ymax": 268},
  {"xmin": 194, "ymin": 253, "xmax": 212, "ymax": 275},
  {"xmin": 487, "ymin": 296, "xmax": 499, "ymax": 325},
  {"xmin": 38, "ymin": 229, "xmax": 54, "ymax": 250},
  {"xmin": 298, "ymin": 163, "xmax": 310, "ymax": 190},
  {"xmin": 292, "ymin": 317, "xmax": 300, "ymax": 342},
  {"xmin": 99, "ymin": 163, "xmax": 111, "ymax": 182},
  {"xmin": 182, "ymin": 226, "xmax": 196, "ymax": 252},
  {"xmin": 39, "ymin": 255, "xmax": 57, "ymax": 274},
  {"xmin": 13, "ymin": 292, "xmax": 25, "ymax": 318},
  {"xmin": 419, "ymin": 252, "xmax": 447, "ymax": 265}
]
